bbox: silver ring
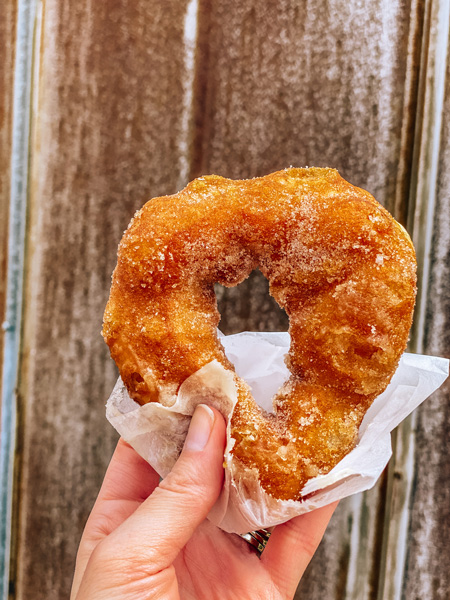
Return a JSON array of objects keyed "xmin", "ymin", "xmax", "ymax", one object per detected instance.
[{"xmin": 238, "ymin": 529, "xmax": 272, "ymax": 556}]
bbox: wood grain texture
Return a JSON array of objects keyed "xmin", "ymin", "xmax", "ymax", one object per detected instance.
[
  {"xmin": 402, "ymin": 36, "xmax": 450, "ymax": 599},
  {"xmin": 378, "ymin": 3, "xmax": 450, "ymax": 597},
  {"xmin": 193, "ymin": 0, "xmax": 418, "ymax": 214},
  {"xmin": 0, "ymin": 0, "xmax": 17, "ymax": 406},
  {"xmin": 14, "ymin": 1, "xmax": 193, "ymax": 598},
  {"xmin": 5, "ymin": 0, "xmax": 446, "ymax": 598},
  {"xmin": 297, "ymin": 476, "xmax": 388, "ymax": 600},
  {"xmin": 193, "ymin": 2, "xmax": 422, "ymax": 597}
]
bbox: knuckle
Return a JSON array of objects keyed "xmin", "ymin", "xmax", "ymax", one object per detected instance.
[
  {"xmin": 159, "ymin": 461, "xmax": 207, "ymax": 500},
  {"xmin": 91, "ymin": 535, "xmax": 156, "ymax": 579},
  {"xmin": 282, "ymin": 519, "xmax": 321, "ymax": 558}
]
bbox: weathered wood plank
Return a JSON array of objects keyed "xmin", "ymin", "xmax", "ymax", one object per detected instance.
[
  {"xmin": 297, "ymin": 476, "xmax": 388, "ymax": 600},
  {"xmin": 193, "ymin": 0, "xmax": 419, "ymax": 216},
  {"xmin": 14, "ymin": 1, "xmax": 195, "ymax": 598},
  {"xmin": 1, "ymin": 2, "xmax": 34, "ymax": 596},
  {"xmin": 193, "ymin": 1, "xmax": 422, "ymax": 597},
  {"xmin": 0, "ymin": 0, "xmax": 18, "ymax": 408},
  {"xmin": 402, "ymin": 22, "xmax": 450, "ymax": 598},
  {"xmin": 4, "ymin": 0, "xmax": 446, "ymax": 598},
  {"xmin": 377, "ymin": 2, "xmax": 450, "ymax": 597},
  {"xmin": 0, "ymin": 1, "xmax": 17, "ymax": 595}
]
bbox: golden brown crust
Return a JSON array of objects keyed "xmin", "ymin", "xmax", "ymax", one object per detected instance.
[{"xmin": 103, "ymin": 168, "xmax": 417, "ymax": 500}]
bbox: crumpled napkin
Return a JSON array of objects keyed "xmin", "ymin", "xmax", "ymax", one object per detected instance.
[{"xmin": 106, "ymin": 331, "xmax": 449, "ymax": 534}]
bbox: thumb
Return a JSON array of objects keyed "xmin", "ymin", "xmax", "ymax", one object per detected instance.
[{"xmin": 99, "ymin": 404, "xmax": 227, "ymax": 572}]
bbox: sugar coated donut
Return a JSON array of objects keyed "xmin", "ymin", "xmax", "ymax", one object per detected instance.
[{"xmin": 103, "ymin": 168, "xmax": 416, "ymax": 500}]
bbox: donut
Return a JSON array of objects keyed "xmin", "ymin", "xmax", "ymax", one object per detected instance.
[{"xmin": 103, "ymin": 168, "xmax": 417, "ymax": 501}]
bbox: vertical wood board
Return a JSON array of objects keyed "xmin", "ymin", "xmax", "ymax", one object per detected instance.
[
  {"xmin": 0, "ymin": 0, "xmax": 18, "ymax": 409},
  {"xmin": 1, "ymin": 1, "xmax": 35, "ymax": 596},
  {"xmin": 194, "ymin": 0, "xmax": 419, "ymax": 215},
  {"xmin": 193, "ymin": 1, "xmax": 423, "ymax": 597},
  {"xmin": 378, "ymin": 2, "xmax": 450, "ymax": 597},
  {"xmin": 297, "ymin": 476, "xmax": 388, "ymax": 600},
  {"xmin": 402, "ymin": 29, "xmax": 450, "ymax": 598},
  {"xmin": 14, "ymin": 1, "xmax": 196, "ymax": 598},
  {"xmin": 0, "ymin": 0, "xmax": 447, "ymax": 599}
]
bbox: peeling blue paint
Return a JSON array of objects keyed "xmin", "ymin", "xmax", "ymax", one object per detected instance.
[{"xmin": 0, "ymin": 0, "xmax": 37, "ymax": 596}]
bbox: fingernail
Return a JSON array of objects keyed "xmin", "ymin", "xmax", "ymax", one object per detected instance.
[{"xmin": 184, "ymin": 404, "xmax": 215, "ymax": 452}]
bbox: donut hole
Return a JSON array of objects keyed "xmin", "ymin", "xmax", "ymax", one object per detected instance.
[{"xmin": 215, "ymin": 269, "xmax": 288, "ymax": 335}]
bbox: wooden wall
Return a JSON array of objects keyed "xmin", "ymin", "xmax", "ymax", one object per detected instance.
[
  {"xmin": 0, "ymin": 0, "xmax": 18, "ymax": 407},
  {"xmin": 1, "ymin": 0, "xmax": 449, "ymax": 598}
]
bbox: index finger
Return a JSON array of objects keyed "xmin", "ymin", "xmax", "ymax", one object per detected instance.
[
  {"xmin": 85, "ymin": 439, "xmax": 161, "ymax": 539},
  {"xmin": 71, "ymin": 440, "xmax": 160, "ymax": 599}
]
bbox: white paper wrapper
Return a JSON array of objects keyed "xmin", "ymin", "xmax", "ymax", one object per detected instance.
[{"xmin": 106, "ymin": 331, "xmax": 449, "ymax": 534}]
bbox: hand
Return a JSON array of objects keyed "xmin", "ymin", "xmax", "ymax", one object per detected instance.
[{"xmin": 71, "ymin": 404, "xmax": 337, "ymax": 600}]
